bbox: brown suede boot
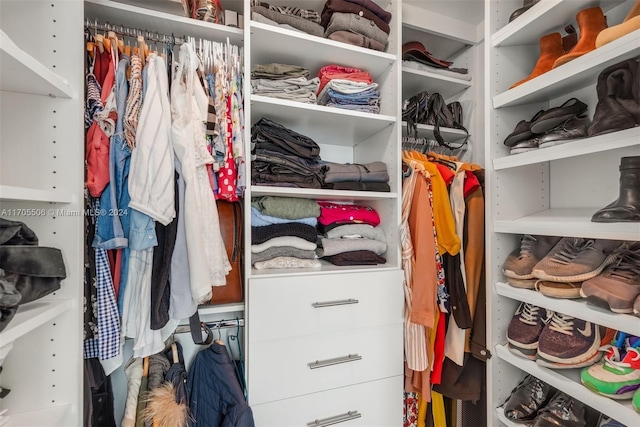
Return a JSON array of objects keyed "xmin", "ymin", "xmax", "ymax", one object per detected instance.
[
  {"xmin": 510, "ymin": 32, "xmax": 565, "ymax": 89},
  {"xmin": 553, "ymin": 7, "xmax": 607, "ymax": 68}
]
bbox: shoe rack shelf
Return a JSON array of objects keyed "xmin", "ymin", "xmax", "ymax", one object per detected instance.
[
  {"xmin": 493, "ymin": 207, "xmax": 640, "ymax": 241},
  {"xmin": 493, "ymin": 126, "xmax": 640, "ymax": 170},
  {"xmin": 0, "ymin": 30, "xmax": 74, "ymax": 99},
  {"xmin": 496, "ymin": 345, "xmax": 639, "ymax": 426},
  {"xmin": 495, "ymin": 281, "xmax": 640, "ymax": 338},
  {"xmin": 401, "ymin": 67, "xmax": 471, "ymax": 101},
  {"xmin": 84, "ymin": 0, "xmax": 244, "ymax": 44},
  {"xmin": 493, "ymin": 29, "xmax": 640, "ymax": 108},
  {"xmin": 250, "ymin": 95, "xmax": 396, "ymax": 143},
  {"xmin": 491, "ymin": 0, "xmax": 625, "ymax": 47}
]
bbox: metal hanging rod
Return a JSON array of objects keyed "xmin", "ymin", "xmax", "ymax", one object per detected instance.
[
  {"xmin": 174, "ymin": 318, "xmax": 244, "ymax": 335},
  {"xmin": 84, "ymin": 18, "xmax": 186, "ymax": 44}
]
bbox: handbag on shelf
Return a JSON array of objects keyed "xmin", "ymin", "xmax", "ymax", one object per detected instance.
[
  {"xmin": 402, "ymin": 91, "xmax": 469, "ymax": 150},
  {"xmin": 209, "ymin": 199, "xmax": 243, "ymax": 305}
]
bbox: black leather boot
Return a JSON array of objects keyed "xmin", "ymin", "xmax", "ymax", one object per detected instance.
[
  {"xmin": 588, "ymin": 58, "xmax": 640, "ymax": 136},
  {"xmin": 592, "ymin": 156, "xmax": 640, "ymax": 222}
]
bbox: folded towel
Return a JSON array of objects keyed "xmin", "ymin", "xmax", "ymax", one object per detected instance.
[
  {"xmin": 251, "ymin": 236, "xmax": 317, "ymax": 253},
  {"xmin": 253, "ymin": 256, "xmax": 322, "ymax": 270}
]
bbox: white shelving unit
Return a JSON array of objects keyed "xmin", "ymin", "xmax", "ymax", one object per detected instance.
[
  {"xmin": 0, "ymin": 0, "xmax": 84, "ymax": 425},
  {"xmin": 401, "ymin": 121, "xmax": 469, "ymax": 143},
  {"xmin": 244, "ymin": 0, "xmax": 404, "ymax": 423},
  {"xmin": 486, "ymin": 0, "xmax": 640, "ymax": 425},
  {"xmin": 401, "ymin": 66, "xmax": 471, "ymax": 101}
]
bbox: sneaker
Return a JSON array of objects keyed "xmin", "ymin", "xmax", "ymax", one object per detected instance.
[
  {"xmin": 536, "ymin": 312, "xmax": 611, "ymax": 368},
  {"xmin": 502, "ymin": 374, "xmax": 555, "ymax": 423},
  {"xmin": 507, "ymin": 302, "xmax": 553, "ymax": 359},
  {"xmin": 531, "ymin": 391, "xmax": 586, "ymax": 427},
  {"xmin": 635, "ymin": 293, "xmax": 640, "ymax": 317},
  {"xmin": 535, "ymin": 279, "xmax": 583, "ymax": 299},
  {"xmin": 510, "ymin": 137, "xmax": 540, "ymax": 154},
  {"xmin": 634, "ymin": 387, "xmax": 640, "ymax": 413},
  {"xmin": 580, "ymin": 242, "xmax": 640, "ymax": 314},
  {"xmin": 532, "ymin": 238, "xmax": 623, "ymax": 282},
  {"xmin": 503, "ymin": 235, "xmax": 562, "ymax": 286},
  {"xmin": 581, "ymin": 333, "xmax": 640, "ymax": 399},
  {"xmin": 597, "ymin": 414, "xmax": 626, "ymax": 427}
]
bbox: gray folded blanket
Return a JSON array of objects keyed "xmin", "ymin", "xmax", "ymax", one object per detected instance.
[
  {"xmin": 317, "ymin": 236, "xmax": 387, "ymax": 257},
  {"xmin": 323, "ymin": 161, "xmax": 389, "ymax": 184}
]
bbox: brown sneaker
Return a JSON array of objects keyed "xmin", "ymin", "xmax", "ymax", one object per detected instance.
[
  {"xmin": 507, "ymin": 277, "xmax": 537, "ymax": 289},
  {"xmin": 532, "ymin": 238, "xmax": 623, "ymax": 282},
  {"xmin": 535, "ymin": 280, "xmax": 582, "ymax": 299},
  {"xmin": 580, "ymin": 242, "xmax": 640, "ymax": 314},
  {"xmin": 503, "ymin": 235, "xmax": 562, "ymax": 280}
]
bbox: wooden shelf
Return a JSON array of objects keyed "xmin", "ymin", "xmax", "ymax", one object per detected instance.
[
  {"xmin": 496, "ymin": 345, "xmax": 640, "ymax": 427},
  {"xmin": 5, "ymin": 404, "xmax": 71, "ymax": 427},
  {"xmin": 250, "ymin": 261, "xmax": 400, "ymax": 279},
  {"xmin": 401, "ymin": 121, "xmax": 468, "ymax": 142},
  {"xmin": 0, "ymin": 299, "xmax": 72, "ymax": 349},
  {"xmin": 250, "ymin": 95, "xmax": 396, "ymax": 144},
  {"xmin": 250, "ymin": 185, "xmax": 396, "ymax": 202},
  {"xmin": 84, "ymin": 0, "xmax": 244, "ymax": 45},
  {"xmin": 493, "ymin": 29, "xmax": 640, "ymax": 109},
  {"xmin": 249, "ymin": 21, "xmax": 395, "ymax": 79},
  {"xmin": 0, "ymin": 185, "xmax": 73, "ymax": 204},
  {"xmin": 495, "ymin": 282, "xmax": 640, "ymax": 337},
  {"xmin": 493, "ymin": 127, "xmax": 640, "ymax": 170},
  {"xmin": 494, "ymin": 207, "xmax": 640, "ymax": 241},
  {"xmin": 491, "ymin": 0, "xmax": 625, "ymax": 47},
  {"xmin": 0, "ymin": 30, "xmax": 73, "ymax": 99},
  {"xmin": 401, "ymin": 67, "xmax": 471, "ymax": 101}
]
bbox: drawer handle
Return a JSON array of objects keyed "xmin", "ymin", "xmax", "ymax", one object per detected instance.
[
  {"xmin": 312, "ymin": 298, "xmax": 359, "ymax": 308},
  {"xmin": 308, "ymin": 354, "xmax": 362, "ymax": 369},
  {"xmin": 307, "ymin": 410, "xmax": 362, "ymax": 427}
]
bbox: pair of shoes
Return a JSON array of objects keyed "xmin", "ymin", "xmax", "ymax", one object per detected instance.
[
  {"xmin": 503, "ymin": 98, "xmax": 588, "ymax": 151},
  {"xmin": 508, "ymin": 0, "xmax": 541, "ymax": 23},
  {"xmin": 507, "ymin": 301, "xmax": 613, "ymax": 368},
  {"xmin": 597, "ymin": 414, "xmax": 626, "ymax": 426},
  {"xmin": 502, "ymin": 235, "xmax": 562, "ymax": 289},
  {"xmin": 580, "ymin": 242, "xmax": 640, "ymax": 314},
  {"xmin": 596, "ymin": 0, "xmax": 640, "ymax": 48},
  {"xmin": 581, "ymin": 332, "xmax": 640, "ymax": 407},
  {"xmin": 503, "ymin": 376, "xmax": 587, "ymax": 427}
]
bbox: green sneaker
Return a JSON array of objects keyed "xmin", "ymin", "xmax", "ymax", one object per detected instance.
[
  {"xmin": 580, "ymin": 333, "xmax": 640, "ymax": 399},
  {"xmin": 634, "ymin": 387, "xmax": 640, "ymax": 413}
]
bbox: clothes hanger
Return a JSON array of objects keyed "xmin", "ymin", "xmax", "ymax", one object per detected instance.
[{"xmin": 214, "ymin": 321, "xmax": 224, "ymax": 345}]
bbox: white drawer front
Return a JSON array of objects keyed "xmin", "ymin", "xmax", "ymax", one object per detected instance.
[
  {"xmin": 251, "ymin": 376, "xmax": 403, "ymax": 427},
  {"xmin": 248, "ymin": 270, "xmax": 403, "ymax": 342},
  {"xmin": 248, "ymin": 323, "xmax": 403, "ymax": 404}
]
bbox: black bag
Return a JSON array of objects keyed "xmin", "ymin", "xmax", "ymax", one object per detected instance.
[{"xmin": 402, "ymin": 91, "xmax": 469, "ymax": 150}]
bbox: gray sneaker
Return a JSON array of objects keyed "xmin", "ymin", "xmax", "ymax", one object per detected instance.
[
  {"xmin": 580, "ymin": 242, "xmax": 640, "ymax": 313},
  {"xmin": 532, "ymin": 238, "xmax": 623, "ymax": 282},
  {"xmin": 635, "ymin": 294, "xmax": 640, "ymax": 317},
  {"xmin": 536, "ymin": 312, "xmax": 607, "ymax": 368},
  {"xmin": 507, "ymin": 302, "xmax": 554, "ymax": 359},
  {"xmin": 503, "ymin": 235, "xmax": 562, "ymax": 282}
]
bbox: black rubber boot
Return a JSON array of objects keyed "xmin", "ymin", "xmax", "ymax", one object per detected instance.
[{"xmin": 592, "ymin": 156, "xmax": 640, "ymax": 222}]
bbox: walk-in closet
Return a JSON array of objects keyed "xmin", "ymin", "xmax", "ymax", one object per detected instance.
[{"xmin": 0, "ymin": 0, "xmax": 638, "ymax": 426}]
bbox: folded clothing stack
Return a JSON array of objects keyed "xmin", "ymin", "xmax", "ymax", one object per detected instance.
[
  {"xmin": 322, "ymin": 160, "xmax": 390, "ymax": 192},
  {"xmin": 251, "ymin": 63, "xmax": 320, "ymax": 104},
  {"xmin": 250, "ymin": 197, "xmax": 321, "ymax": 270},
  {"xmin": 321, "ymin": 0, "xmax": 391, "ymax": 51},
  {"xmin": 316, "ymin": 202, "xmax": 386, "ymax": 266},
  {"xmin": 251, "ymin": 118, "xmax": 326, "ymax": 189},
  {"xmin": 317, "ymin": 65, "xmax": 380, "ymax": 114},
  {"xmin": 251, "ymin": 2, "xmax": 324, "ymax": 37}
]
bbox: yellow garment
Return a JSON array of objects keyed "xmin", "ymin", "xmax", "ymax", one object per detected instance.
[
  {"xmin": 417, "ymin": 393, "xmax": 428, "ymax": 427},
  {"xmin": 403, "ymin": 151, "xmax": 461, "ymax": 255},
  {"xmin": 431, "ymin": 391, "xmax": 447, "ymax": 427}
]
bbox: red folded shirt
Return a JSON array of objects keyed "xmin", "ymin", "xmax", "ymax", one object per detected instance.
[
  {"xmin": 317, "ymin": 201, "xmax": 381, "ymax": 226},
  {"xmin": 317, "ymin": 64, "xmax": 374, "ymax": 94}
]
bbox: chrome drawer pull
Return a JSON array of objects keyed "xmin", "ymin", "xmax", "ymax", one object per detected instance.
[
  {"xmin": 312, "ymin": 298, "xmax": 359, "ymax": 308},
  {"xmin": 308, "ymin": 354, "xmax": 362, "ymax": 369},
  {"xmin": 307, "ymin": 410, "xmax": 362, "ymax": 427}
]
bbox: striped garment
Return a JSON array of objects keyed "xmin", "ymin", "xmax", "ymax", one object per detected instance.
[{"xmin": 123, "ymin": 54, "xmax": 142, "ymax": 149}]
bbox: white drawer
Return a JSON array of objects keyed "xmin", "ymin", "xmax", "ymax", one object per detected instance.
[
  {"xmin": 248, "ymin": 270, "xmax": 403, "ymax": 342},
  {"xmin": 247, "ymin": 323, "xmax": 403, "ymax": 404},
  {"xmin": 251, "ymin": 376, "xmax": 403, "ymax": 427}
]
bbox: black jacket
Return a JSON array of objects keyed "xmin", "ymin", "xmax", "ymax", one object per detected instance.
[{"xmin": 187, "ymin": 342, "xmax": 255, "ymax": 427}]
